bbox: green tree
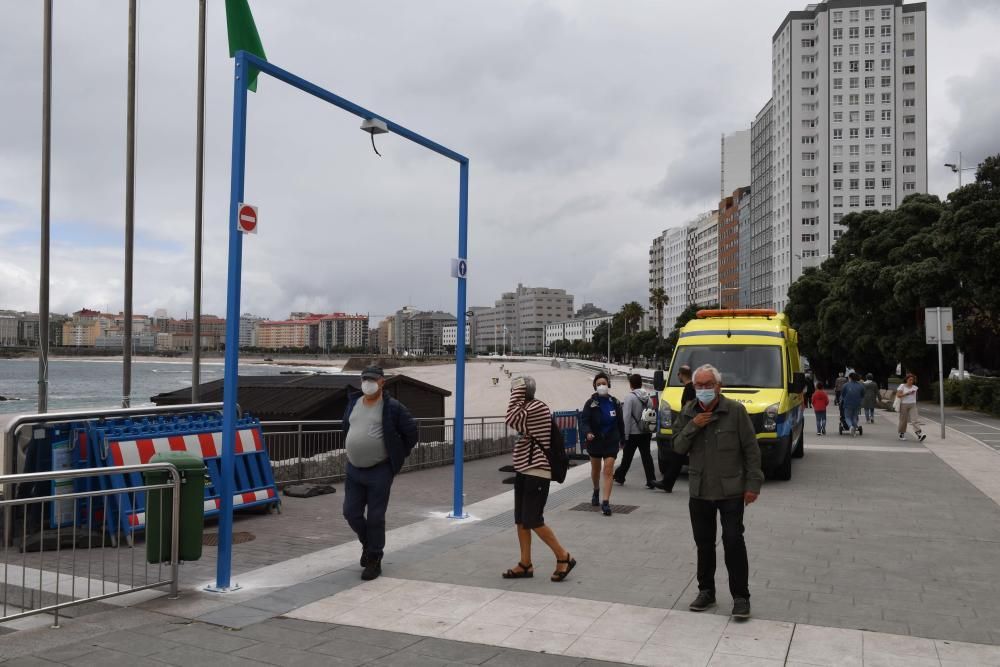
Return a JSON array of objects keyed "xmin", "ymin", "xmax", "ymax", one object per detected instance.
[{"xmin": 649, "ymin": 287, "xmax": 669, "ymax": 338}]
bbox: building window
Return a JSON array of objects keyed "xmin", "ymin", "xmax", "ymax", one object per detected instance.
[
  {"xmin": 833, "ymin": 27, "xmax": 843, "ymax": 40},
  {"xmin": 833, "ymin": 77, "xmax": 843, "ymax": 89},
  {"xmin": 849, "ymin": 27, "xmax": 859, "ymax": 39},
  {"xmin": 903, "ymin": 49, "xmax": 916, "ymax": 58},
  {"xmin": 865, "ymin": 9, "xmax": 875, "ymax": 21},
  {"xmin": 903, "ymin": 165, "xmax": 916, "ymax": 174},
  {"xmin": 881, "ymin": 161, "xmax": 892, "ymax": 172},
  {"xmin": 865, "ymin": 76, "xmax": 875, "ymax": 89},
  {"xmin": 882, "ymin": 92, "xmax": 892, "ymax": 103},
  {"xmin": 833, "ymin": 10, "xmax": 843, "ymax": 23},
  {"xmin": 882, "ymin": 143, "xmax": 893, "ymax": 155},
  {"xmin": 850, "ymin": 162, "xmax": 860, "ymax": 173},
  {"xmin": 865, "ymin": 59, "xmax": 875, "ymax": 72},
  {"xmin": 882, "ymin": 127, "xmax": 892, "ymax": 137},
  {"xmin": 865, "ymin": 195, "xmax": 875, "ymax": 207},
  {"xmin": 865, "ymin": 143, "xmax": 876, "ymax": 155},
  {"xmin": 882, "ymin": 42, "xmax": 892, "ymax": 54},
  {"xmin": 882, "ymin": 194, "xmax": 892, "ymax": 206},
  {"xmin": 833, "ymin": 179, "xmax": 843, "ymax": 190},
  {"xmin": 850, "ymin": 111, "xmax": 860, "ymax": 122},
  {"xmin": 833, "ymin": 196, "xmax": 843, "ymax": 208},
  {"xmin": 850, "ymin": 77, "xmax": 859, "ymax": 89},
  {"xmin": 902, "ymin": 81, "xmax": 916, "ymax": 91},
  {"xmin": 834, "ymin": 213, "xmax": 844, "ymax": 224},
  {"xmin": 881, "ymin": 25, "xmax": 892, "ymax": 37},
  {"xmin": 881, "ymin": 58, "xmax": 892, "ymax": 71},
  {"xmin": 849, "ymin": 128, "xmax": 859, "ymax": 139},
  {"xmin": 833, "ymin": 162, "xmax": 843, "ymax": 173},
  {"xmin": 903, "ymin": 182, "xmax": 916, "ymax": 191},
  {"xmin": 903, "ymin": 98, "xmax": 916, "ymax": 107},
  {"xmin": 865, "ymin": 162, "xmax": 876, "ymax": 174},
  {"xmin": 864, "ymin": 110, "xmax": 875, "ymax": 122},
  {"xmin": 882, "ymin": 8, "xmax": 892, "ymax": 20},
  {"xmin": 904, "ymin": 115, "xmax": 916, "ymax": 124},
  {"xmin": 850, "ymin": 94, "xmax": 859, "ymax": 105},
  {"xmin": 833, "ymin": 111, "xmax": 843, "ymax": 122},
  {"xmin": 850, "ymin": 178, "xmax": 860, "ymax": 189},
  {"xmin": 833, "ymin": 94, "xmax": 843, "ymax": 106},
  {"xmin": 850, "ymin": 10, "xmax": 859, "ymax": 22},
  {"xmin": 881, "ymin": 76, "xmax": 892, "ymax": 87},
  {"xmin": 850, "ymin": 43, "xmax": 860, "ymax": 56},
  {"xmin": 833, "ymin": 128, "xmax": 843, "ymax": 139},
  {"xmin": 882, "ymin": 177, "xmax": 892, "ymax": 188},
  {"xmin": 801, "ymin": 39, "xmax": 815, "ymax": 48},
  {"xmin": 833, "ymin": 145, "xmax": 844, "ymax": 156},
  {"xmin": 881, "ymin": 109, "xmax": 892, "ymax": 121},
  {"xmin": 833, "ymin": 61, "xmax": 843, "ymax": 73},
  {"xmin": 903, "ymin": 148, "xmax": 916, "ymax": 157},
  {"xmin": 903, "ymin": 15, "xmax": 914, "ymax": 25},
  {"xmin": 865, "ymin": 178, "xmax": 876, "ymax": 189},
  {"xmin": 850, "ymin": 195, "xmax": 860, "ymax": 207},
  {"xmin": 865, "ymin": 93, "xmax": 876, "ymax": 104},
  {"xmin": 865, "ymin": 26, "xmax": 875, "ymax": 38},
  {"xmin": 865, "ymin": 42, "xmax": 875, "ymax": 55},
  {"xmin": 833, "ymin": 45, "xmax": 843, "ymax": 56},
  {"xmin": 850, "ymin": 60, "xmax": 859, "ymax": 73},
  {"xmin": 903, "ymin": 32, "xmax": 915, "ymax": 41},
  {"xmin": 850, "ymin": 143, "xmax": 860, "ymax": 155}
]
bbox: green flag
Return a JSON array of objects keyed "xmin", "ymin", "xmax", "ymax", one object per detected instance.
[{"xmin": 225, "ymin": 0, "xmax": 266, "ymax": 92}]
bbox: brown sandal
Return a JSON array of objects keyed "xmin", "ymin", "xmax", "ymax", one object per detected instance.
[
  {"xmin": 551, "ymin": 554, "xmax": 576, "ymax": 582},
  {"xmin": 502, "ymin": 562, "xmax": 534, "ymax": 579}
]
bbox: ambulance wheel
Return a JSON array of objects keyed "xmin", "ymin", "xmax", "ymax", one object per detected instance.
[{"xmin": 792, "ymin": 430, "xmax": 805, "ymax": 459}]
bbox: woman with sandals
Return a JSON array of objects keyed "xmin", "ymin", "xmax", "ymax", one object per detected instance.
[{"xmin": 502, "ymin": 376, "xmax": 576, "ymax": 582}]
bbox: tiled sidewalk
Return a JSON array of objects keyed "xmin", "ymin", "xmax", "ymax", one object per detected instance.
[{"xmin": 286, "ymin": 576, "xmax": 1000, "ymax": 666}]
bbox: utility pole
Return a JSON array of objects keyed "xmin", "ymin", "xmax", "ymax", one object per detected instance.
[
  {"xmin": 192, "ymin": 0, "xmax": 206, "ymax": 402},
  {"xmin": 122, "ymin": 0, "xmax": 137, "ymax": 407},
  {"xmin": 38, "ymin": 0, "xmax": 52, "ymax": 413}
]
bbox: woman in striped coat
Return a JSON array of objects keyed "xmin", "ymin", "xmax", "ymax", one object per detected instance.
[{"xmin": 502, "ymin": 376, "xmax": 576, "ymax": 582}]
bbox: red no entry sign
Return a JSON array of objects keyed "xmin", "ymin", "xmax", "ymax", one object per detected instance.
[{"xmin": 237, "ymin": 203, "xmax": 258, "ymax": 234}]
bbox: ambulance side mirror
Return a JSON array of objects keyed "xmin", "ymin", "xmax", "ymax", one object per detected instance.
[{"xmin": 653, "ymin": 370, "xmax": 665, "ymax": 392}]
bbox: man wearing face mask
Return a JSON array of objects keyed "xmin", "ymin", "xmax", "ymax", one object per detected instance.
[
  {"xmin": 672, "ymin": 364, "xmax": 763, "ymax": 620},
  {"xmin": 342, "ymin": 366, "xmax": 418, "ymax": 580}
]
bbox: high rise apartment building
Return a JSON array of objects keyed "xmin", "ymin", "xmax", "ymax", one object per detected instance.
[
  {"xmin": 718, "ymin": 188, "xmax": 750, "ymax": 309},
  {"xmin": 471, "ymin": 284, "xmax": 574, "ymax": 354},
  {"xmin": 750, "ymin": 99, "xmax": 776, "ymax": 308},
  {"xmin": 690, "ymin": 211, "xmax": 720, "ymax": 307},
  {"xmin": 768, "ymin": 0, "xmax": 927, "ymax": 310},
  {"xmin": 720, "ymin": 130, "xmax": 751, "ymax": 200}
]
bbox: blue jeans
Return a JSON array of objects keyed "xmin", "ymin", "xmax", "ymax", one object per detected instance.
[
  {"xmin": 864, "ymin": 407, "xmax": 875, "ymax": 421},
  {"xmin": 343, "ymin": 461, "xmax": 394, "ymax": 559},
  {"xmin": 815, "ymin": 411, "xmax": 827, "ymax": 433},
  {"xmin": 844, "ymin": 406, "xmax": 860, "ymax": 430}
]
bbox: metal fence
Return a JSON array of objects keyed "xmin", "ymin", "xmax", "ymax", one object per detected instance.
[
  {"xmin": 263, "ymin": 416, "xmax": 517, "ymax": 485},
  {"xmin": 0, "ymin": 463, "xmax": 181, "ymax": 627}
]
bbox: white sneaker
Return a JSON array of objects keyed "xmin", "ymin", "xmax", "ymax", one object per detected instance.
[
  {"xmin": 898, "ymin": 433, "xmax": 905, "ymax": 440},
  {"xmin": 917, "ymin": 433, "xmax": 927, "ymax": 442}
]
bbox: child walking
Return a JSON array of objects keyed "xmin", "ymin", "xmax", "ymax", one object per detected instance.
[{"xmin": 812, "ymin": 381, "xmax": 829, "ymax": 435}]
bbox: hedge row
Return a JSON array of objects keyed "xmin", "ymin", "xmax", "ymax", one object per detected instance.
[{"xmin": 935, "ymin": 377, "xmax": 1000, "ymax": 417}]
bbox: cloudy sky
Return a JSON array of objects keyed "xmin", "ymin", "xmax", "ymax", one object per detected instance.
[{"xmin": 1, "ymin": 0, "xmax": 997, "ymax": 324}]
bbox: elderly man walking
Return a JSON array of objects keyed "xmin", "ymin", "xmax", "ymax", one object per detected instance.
[{"xmin": 673, "ymin": 364, "xmax": 764, "ymax": 619}]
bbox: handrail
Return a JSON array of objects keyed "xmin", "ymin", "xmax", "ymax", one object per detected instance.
[{"xmin": 258, "ymin": 415, "xmax": 508, "ymax": 427}]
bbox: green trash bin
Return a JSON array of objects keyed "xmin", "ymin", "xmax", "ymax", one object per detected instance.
[{"xmin": 144, "ymin": 451, "xmax": 205, "ymax": 564}]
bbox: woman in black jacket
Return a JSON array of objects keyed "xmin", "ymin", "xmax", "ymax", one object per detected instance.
[{"xmin": 580, "ymin": 372, "xmax": 626, "ymax": 516}]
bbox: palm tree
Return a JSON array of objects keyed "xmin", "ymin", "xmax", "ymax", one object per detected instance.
[
  {"xmin": 649, "ymin": 287, "xmax": 669, "ymax": 339},
  {"xmin": 619, "ymin": 302, "xmax": 646, "ymax": 365}
]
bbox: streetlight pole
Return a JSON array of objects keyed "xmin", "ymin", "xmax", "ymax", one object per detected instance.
[{"xmin": 943, "ymin": 153, "xmax": 978, "ymax": 378}]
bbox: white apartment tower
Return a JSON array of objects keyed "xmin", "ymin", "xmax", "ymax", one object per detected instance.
[{"xmin": 769, "ymin": 0, "xmax": 927, "ymax": 310}]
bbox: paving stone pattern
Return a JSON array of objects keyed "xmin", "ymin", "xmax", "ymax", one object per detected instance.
[{"xmin": 0, "ymin": 616, "xmax": 629, "ymax": 666}]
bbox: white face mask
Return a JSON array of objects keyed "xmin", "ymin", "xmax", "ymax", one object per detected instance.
[
  {"xmin": 361, "ymin": 380, "xmax": 380, "ymax": 396},
  {"xmin": 595, "ymin": 385, "xmax": 609, "ymax": 396}
]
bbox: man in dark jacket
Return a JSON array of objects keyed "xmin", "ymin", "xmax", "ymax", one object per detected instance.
[
  {"xmin": 673, "ymin": 364, "xmax": 763, "ymax": 619},
  {"xmin": 342, "ymin": 366, "xmax": 418, "ymax": 580},
  {"xmin": 654, "ymin": 364, "xmax": 695, "ymax": 492}
]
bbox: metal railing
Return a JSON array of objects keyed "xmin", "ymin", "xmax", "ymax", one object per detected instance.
[
  {"xmin": 0, "ymin": 463, "xmax": 181, "ymax": 627},
  {"xmin": 262, "ymin": 416, "xmax": 517, "ymax": 485}
]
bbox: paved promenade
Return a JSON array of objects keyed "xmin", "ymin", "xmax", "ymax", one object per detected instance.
[{"xmin": 3, "ymin": 407, "xmax": 1000, "ymax": 665}]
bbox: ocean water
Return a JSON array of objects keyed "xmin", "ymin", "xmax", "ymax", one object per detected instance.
[{"xmin": 0, "ymin": 358, "xmax": 342, "ymax": 416}]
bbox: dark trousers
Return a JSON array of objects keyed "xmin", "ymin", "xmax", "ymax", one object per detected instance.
[
  {"xmin": 615, "ymin": 434, "xmax": 655, "ymax": 484},
  {"xmin": 343, "ymin": 461, "xmax": 394, "ymax": 559},
  {"xmin": 689, "ymin": 497, "xmax": 750, "ymax": 600},
  {"xmin": 657, "ymin": 443, "xmax": 685, "ymax": 492}
]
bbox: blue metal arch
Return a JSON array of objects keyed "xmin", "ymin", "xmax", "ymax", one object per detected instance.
[{"xmin": 215, "ymin": 50, "xmax": 470, "ymax": 591}]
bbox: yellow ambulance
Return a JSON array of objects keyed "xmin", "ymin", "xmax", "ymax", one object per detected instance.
[{"xmin": 653, "ymin": 309, "xmax": 806, "ymax": 481}]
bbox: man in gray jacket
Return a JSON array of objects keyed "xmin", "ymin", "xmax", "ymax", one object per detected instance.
[
  {"xmin": 673, "ymin": 364, "xmax": 764, "ymax": 619},
  {"xmin": 614, "ymin": 374, "xmax": 657, "ymax": 488}
]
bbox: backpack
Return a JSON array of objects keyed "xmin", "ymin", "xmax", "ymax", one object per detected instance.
[
  {"xmin": 634, "ymin": 393, "xmax": 658, "ymax": 434},
  {"xmin": 531, "ymin": 417, "xmax": 569, "ymax": 484}
]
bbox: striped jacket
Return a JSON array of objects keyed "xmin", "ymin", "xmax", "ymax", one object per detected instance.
[{"xmin": 506, "ymin": 385, "xmax": 552, "ymax": 473}]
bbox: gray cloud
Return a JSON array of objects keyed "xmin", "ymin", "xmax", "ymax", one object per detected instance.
[{"xmin": 0, "ymin": 0, "xmax": 997, "ymax": 321}]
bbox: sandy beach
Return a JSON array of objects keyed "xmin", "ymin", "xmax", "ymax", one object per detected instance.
[{"xmin": 397, "ymin": 359, "xmax": 613, "ymax": 417}]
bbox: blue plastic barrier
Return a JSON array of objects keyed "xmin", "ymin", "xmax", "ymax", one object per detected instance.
[
  {"xmin": 552, "ymin": 411, "xmax": 582, "ymax": 456},
  {"xmin": 77, "ymin": 412, "xmax": 280, "ymax": 539}
]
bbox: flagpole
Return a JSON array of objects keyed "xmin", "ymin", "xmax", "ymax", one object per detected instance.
[
  {"xmin": 38, "ymin": 0, "xmax": 52, "ymax": 413},
  {"xmin": 192, "ymin": 0, "xmax": 206, "ymax": 402},
  {"xmin": 122, "ymin": 0, "xmax": 137, "ymax": 407}
]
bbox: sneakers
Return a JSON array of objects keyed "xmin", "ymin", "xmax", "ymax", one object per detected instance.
[
  {"xmin": 652, "ymin": 480, "xmax": 673, "ymax": 493},
  {"xmin": 731, "ymin": 597, "xmax": 751, "ymax": 619},
  {"xmin": 601, "ymin": 501, "xmax": 612, "ymax": 517},
  {"xmin": 591, "ymin": 489, "xmax": 600, "ymax": 507},
  {"xmin": 917, "ymin": 432, "xmax": 927, "ymax": 442},
  {"xmin": 360, "ymin": 549, "xmax": 369, "ymax": 567},
  {"xmin": 689, "ymin": 590, "xmax": 716, "ymax": 612},
  {"xmin": 898, "ymin": 433, "xmax": 905, "ymax": 440},
  {"xmin": 361, "ymin": 558, "xmax": 382, "ymax": 581},
  {"xmin": 645, "ymin": 481, "xmax": 656, "ymax": 490}
]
